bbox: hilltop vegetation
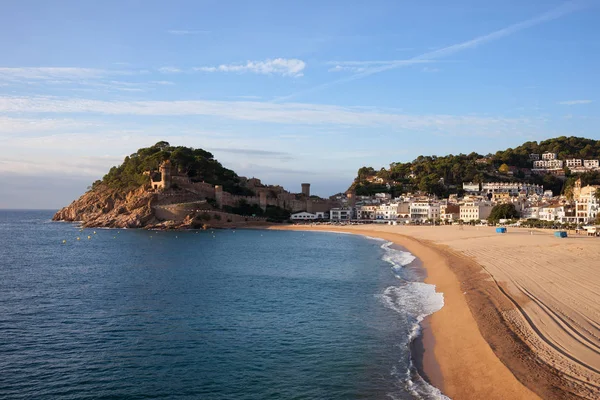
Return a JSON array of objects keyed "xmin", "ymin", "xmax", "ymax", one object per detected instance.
[
  {"xmin": 96, "ymin": 141, "xmax": 252, "ymax": 195},
  {"xmin": 351, "ymin": 136, "xmax": 600, "ymax": 197}
]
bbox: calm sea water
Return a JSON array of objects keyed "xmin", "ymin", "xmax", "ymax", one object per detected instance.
[{"xmin": 0, "ymin": 210, "xmax": 445, "ymax": 399}]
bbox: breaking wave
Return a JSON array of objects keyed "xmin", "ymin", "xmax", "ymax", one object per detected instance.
[{"xmin": 376, "ymin": 241, "xmax": 449, "ymax": 400}]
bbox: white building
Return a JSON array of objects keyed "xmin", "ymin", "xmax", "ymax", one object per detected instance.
[
  {"xmin": 375, "ymin": 193, "xmax": 392, "ymax": 200},
  {"xmin": 542, "ymin": 152, "xmax": 557, "ymax": 160},
  {"xmin": 314, "ymin": 211, "xmax": 329, "ymax": 219},
  {"xmin": 575, "ymin": 188, "xmax": 599, "ymax": 224},
  {"xmin": 290, "ymin": 212, "xmax": 317, "ymax": 221},
  {"xmin": 459, "ymin": 201, "xmax": 493, "ymax": 222},
  {"xmin": 521, "ymin": 206, "xmax": 541, "ymax": 220},
  {"xmin": 480, "ymin": 182, "xmax": 543, "ymax": 195},
  {"xmin": 463, "ymin": 182, "xmax": 480, "ymax": 193},
  {"xmin": 330, "ymin": 207, "xmax": 354, "ymax": 221},
  {"xmin": 375, "ymin": 204, "xmax": 399, "ymax": 221},
  {"xmin": 565, "ymin": 159, "xmax": 582, "ymax": 168},
  {"xmin": 409, "ymin": 202, "xmax": 440, "ymax": 222},
  {"xmin": 584, "ymin": 159, "xmax": 600, "ymax": 169},
  {"xmin": 529, "ymin": 153, "xmax": 540, "ymax": 160},
  {"xmin": 538, "ymin": 205, "xmax": 566, "ymax": 222},
  {"xmin": 533, "ymin": 160, "xmax": 564, "ymax": 169}
]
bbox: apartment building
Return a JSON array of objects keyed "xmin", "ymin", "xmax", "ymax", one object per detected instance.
[
  {"xmin": 459, "ymin": 201, "xmax": 493, "ymax": 222},
  {"xmin": 409, "ymin": 202, "xmax": 440, "ymax": 222}
]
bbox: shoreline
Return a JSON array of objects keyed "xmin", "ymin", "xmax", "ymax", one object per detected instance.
[{"xmin": 270, "ymin": 225, "xmax": 542, "ymax": 399}]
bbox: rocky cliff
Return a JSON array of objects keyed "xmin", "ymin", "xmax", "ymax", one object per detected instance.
[{"xmin": 53, "ymin": 185, "xmax": 160, "ymax": 228}]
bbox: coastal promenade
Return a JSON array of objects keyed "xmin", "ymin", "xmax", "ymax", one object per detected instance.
[{"xmin": 272, "ymin": 224, "xmax": 600, "ymax": 400}]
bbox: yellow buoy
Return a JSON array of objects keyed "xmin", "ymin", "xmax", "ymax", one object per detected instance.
[
  {"xmin": 93, "ymin": 231, "xmax": 97, "ymax": 234},
  {"xmin": 77, "ymin": 237, "xmax": 80, "ymax": 241},
  {"xmin": 88, "ymin": 236, "xmax": 91, "ymax": 240},
  {"xmin": 62, "ymin": 240, "xmax": 66, "ymax": 244}
]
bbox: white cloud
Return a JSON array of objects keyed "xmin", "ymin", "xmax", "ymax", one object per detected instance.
[
  {"xmin": 167, "ymin": 30, "xmax": 210, "ymax": 35},
  {"xmin": 558, "ymin": 100, "xmax": 593, "ymax": 105},
  {"xmin": 158, "ymin": 66, "xmax": 182, "ymax": 74},
  {"xmin": 194, "ymin": 58, "xmax": 306, "ymax": 77}
]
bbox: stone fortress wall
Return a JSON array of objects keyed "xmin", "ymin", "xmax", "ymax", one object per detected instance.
[{"xmin": 148, "ymin": 161, "xmax": 337, "ymax": 214}]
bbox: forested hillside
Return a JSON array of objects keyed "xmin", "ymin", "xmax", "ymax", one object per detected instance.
[
  {"xmin": 94, "ymin": 141, "xmax": 252, "ymax": 195},
  {"xmin": 350, "ymin": 136, "xmax": 600, "ymax": 197}
]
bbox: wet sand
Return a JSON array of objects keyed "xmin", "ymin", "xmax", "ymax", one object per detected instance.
[{"xmin": 271, "ymin": 224, "xmax": 600, "ymax": 399}]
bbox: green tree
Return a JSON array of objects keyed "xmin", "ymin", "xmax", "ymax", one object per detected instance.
[{"xmin": 488, "ymin": 204, "xmax": 519, "ymax": 223}]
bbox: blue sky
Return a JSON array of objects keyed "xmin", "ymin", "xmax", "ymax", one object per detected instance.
[{"xmin": 1, "ymin": 0, "xmax": 599, "ymax": 208}]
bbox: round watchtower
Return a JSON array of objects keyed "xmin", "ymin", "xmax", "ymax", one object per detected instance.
[{"xmin": 159, "ymin": 160, "xmax": 172, "ymax": 190}]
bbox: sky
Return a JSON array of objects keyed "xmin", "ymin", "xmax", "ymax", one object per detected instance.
[{"xmin": 1, "ymin": 0, "xmax": 599, "ymax": 209}]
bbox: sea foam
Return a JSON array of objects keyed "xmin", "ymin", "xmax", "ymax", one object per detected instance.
[{"xmin": 376, "ymin": 241, "xmax": 449, "ymax": 400}]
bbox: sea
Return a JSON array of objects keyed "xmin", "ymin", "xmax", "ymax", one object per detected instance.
[{"xmin": 0, "ymin": 210, "xmax": 446, "ymax": 400}]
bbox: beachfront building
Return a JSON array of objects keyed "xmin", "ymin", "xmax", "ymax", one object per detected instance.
[
  {"xmin": 440, "ymin": 204, "xmax": 460, "ymax": 223},
  {"xmin": 330, "ymin": 207, "xmax": 354, "ymax": 222},
  {"xmin": 565, "ymin": 159, "xmax": 583, "ymax": 168},
  {"xmin": 356, "ymin": 205, "xmax": 377, "ymax": 220},
  {"xmin": 290, "ymin": 212, "xmax": 318, "ymax": 221},
  {"xmin": 521, "ymin": 205, "xmax": 541, "ymax": 220},
  {"xmin": 459, "ymin": 201, "xmax": 493, "ymax": 222},
  {"xmin": 538, "ymin": 205, "xmax": 566, "ymax": 222},
  {"xmin": 375, "ymin": 204, "xmax": 399, "ymax": 221},
  {"xmin": 573, "ymin": 182, "xmax": 599, "ymax": 224},
  {"xmin": 542, "ymin": 152, "xmax": 557, "ymax": 160},
  {"xmin": 409, "ymin": 202, "xmax": 440, "ymax": 223}
]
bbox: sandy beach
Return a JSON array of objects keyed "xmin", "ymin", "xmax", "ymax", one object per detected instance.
[{"xmin": 271, "ymin": 224, "xmax": 600, "ymax": 400}]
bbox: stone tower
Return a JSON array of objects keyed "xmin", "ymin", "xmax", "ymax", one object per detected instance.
[
  {"xmin": 215, "ymin": 185, "xmax": 223, "ymax": 208},
  {"xmin": 301, "ymin": 183, "xmax": 311, "ymax": 197},
  {"xmin": 259, "ymin": 191, "xmax": 267, "ymax": 212},
  {"xmin": 159, "ymin": 160, "xmax": 172, "ymax": 190}
]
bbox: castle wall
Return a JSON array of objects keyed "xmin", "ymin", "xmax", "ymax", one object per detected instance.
[{"xmin": 154, "ymin": 201, "xmax": 212, "ymax": 221}]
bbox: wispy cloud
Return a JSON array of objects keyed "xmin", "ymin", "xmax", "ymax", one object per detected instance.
[
  {"xmin": 209, "ymin": 147, "xmax": 294, "ymax": 160},
  {"xmin": 167, "ymin": 30, "xmax": 210, "ymax": 35},
  {"xmin": 0, "ymin": 67, "xmax": 113, "ymax": 82},
  {"xmin": 0, "ymin": 116, "xmax": 102, "ymax": 134},
  {"xmin": 558, "ymin": 99, "xmax": 593, "ymax": 105},
  {"xmin": 158, "ymin": 66, "xmax": 182, "ymax": 74},
  {"xmin": 194, "ymin": 58, "xmax": 306, "ymax": 77},
  {"xmin": 328, "ymin": 59, "xmax": 432, "ymax": 73},
  {"xmin": 277, "ymin": 1, "xmax": 586, "ymax": 101},
  {"xmin": 0, "ymin": 67, "xmax": 164, "ymax": 92},
  {"xmin": 0, "ymin": 95, "xmax": 536, "ymax": 136}
]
